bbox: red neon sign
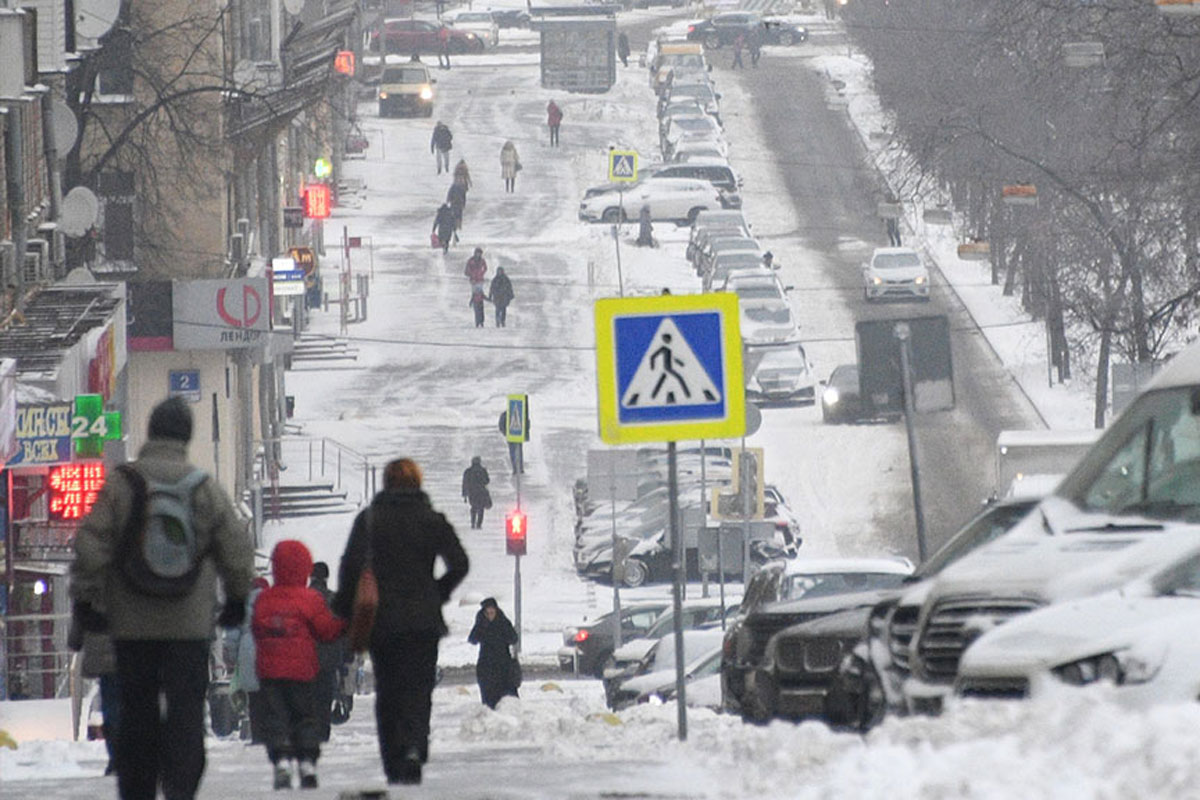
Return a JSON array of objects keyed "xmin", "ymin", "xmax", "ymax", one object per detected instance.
[
  {"xmin": 304, "ymin": 184, "xmax": 331, "ymax": 219},
  {"xmin": 334, "ymin": 50, "xmax": 356, "ymax": 76},
  {"xmin": 48, "ymin": 462, "xmax": 107, "ymax": 521}
]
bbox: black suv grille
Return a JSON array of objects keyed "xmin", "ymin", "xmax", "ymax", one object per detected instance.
[
  {"xmin": 886, "ymin": 604, "xmax": 919, "ymax": 674},
  {"xmin": 916, "ymin": 598, "xmax": 1040, "ymax": 682},
  {"xmin": 745, "ymin": 613, "xmax": 819, "ymax": 664}
]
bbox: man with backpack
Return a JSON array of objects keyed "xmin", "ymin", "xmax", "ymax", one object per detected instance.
[{"xmin": 70, "ymin": 396, "xmax": 255, "ymax": 800}]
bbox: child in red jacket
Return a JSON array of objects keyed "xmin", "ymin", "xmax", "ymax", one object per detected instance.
[{"xmin": 253, "ymin": 540, "xmax": 345, "ymax": 790}]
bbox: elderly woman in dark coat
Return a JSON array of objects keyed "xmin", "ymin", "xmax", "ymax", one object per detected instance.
[{"xmin": 467, "ymin": 598, "xmax": 519, "ymax": 709}]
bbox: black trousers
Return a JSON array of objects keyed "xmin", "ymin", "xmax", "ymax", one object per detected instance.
[
  {"xmin": 115, "ymin": 639, "xmax": 209, "ymax": 800},
  {"xmin": 259, "ymin": 678, "xmax": 322, "ymax": 764},
  {"xmin": 313, "ymin": 667, "xmax": 337, "ymax": 743},
  {"xmin": 470, "ymin": 504, "xmax": 485, "ymax": 528},
  {"xmin": 371, "ymin": 631, "xmax": 441, "ymax": 779}
]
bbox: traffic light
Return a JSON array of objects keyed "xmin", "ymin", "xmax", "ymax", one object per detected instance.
[{"xmin": 506, "ymin": 510, "xmax": 527, "ymax": 556}]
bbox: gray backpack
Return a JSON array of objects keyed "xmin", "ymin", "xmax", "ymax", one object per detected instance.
[{"xmin": 116, "ymin": 465, "xmax": 211, "ymax": 597}]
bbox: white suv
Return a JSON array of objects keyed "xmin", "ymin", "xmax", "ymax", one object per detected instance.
[
  {"xmin": 862, "ymin": 247, "xmax": 929, "ymax": 302},
  {"xmin": 578, "ymin": 177, "xmax": 725, "ymax": 225}
]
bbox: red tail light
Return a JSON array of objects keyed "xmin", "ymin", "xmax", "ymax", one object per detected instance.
[
  {"xmin": 687, "ymin": 24, "xmax": 695, "ymax": 33},
  {"xmin": 574, "ymin": 629, "xmax": 590, "ymax": 643}
]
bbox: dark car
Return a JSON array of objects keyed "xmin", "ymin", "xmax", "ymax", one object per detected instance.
[
  {"xmin": 686, "ymin": 13, "xmax": 808, "ymax": 50},
  {"xmin": 820, "ymin": 364, "xmax": 900, "ymax": 424},
  {"xmin": 557, "ymin": 602, "xmax": 670, "ymax": 677},
  {"xmin": 750, "ymin": 497, "xmax": 1041, "ymax": 728},
  {"xmin": 369, "ymin": 18, "xmax": 486, "ymax": 55},
  {"xmin": 491, "ymin": 9, "xmax": 530, "ymax": 28},
  {"xmin": 720, "ymin": 558, "xmax": 913, "ymax": 716}
]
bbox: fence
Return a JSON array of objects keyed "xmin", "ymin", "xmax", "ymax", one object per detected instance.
[{"xmin": 256, "ymin": 435, "xmax": 378, "ymax": 507}]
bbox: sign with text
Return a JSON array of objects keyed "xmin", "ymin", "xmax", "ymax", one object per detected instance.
[
  {"xmin": 48, "ymin": 462, "xmax": 107, "ymax": 520},
  {"xmin": 169, "ymin": 370, "xmax": 202, "ymax": 403},
  {"xmin": 173, "ymin": 278, "xmax": 270, "ymax": 350},
  {"xmin": 283, "ymin": 206, "xmax": 305, "ymax": 229},
  {"xmin": 9, "ymin": 402, "xmax": 73, "ymax": 466}
]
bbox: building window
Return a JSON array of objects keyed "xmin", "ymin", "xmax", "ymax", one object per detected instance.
[
  {"xmin": 98, "ymin": 170, "xmax": 135, "ymax": 262},
  {"xmin": 241, "ymin": 0, "xmax": 273, "ymax": 63}
]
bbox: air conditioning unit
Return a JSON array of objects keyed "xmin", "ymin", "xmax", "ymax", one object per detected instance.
[{"xmin": 24, "ymin": 238, "xmax": 50, "ymax": 284}]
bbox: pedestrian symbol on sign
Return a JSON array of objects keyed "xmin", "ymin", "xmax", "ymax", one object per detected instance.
[
  {"xmin": 622, "ymin": 319, "xmax": 720, "ymax": 407},
  {"xmin": 608, "ymin": 150, "xmax": 639, "ymax": 183}
]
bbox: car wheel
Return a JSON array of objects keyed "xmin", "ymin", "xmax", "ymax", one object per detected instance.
[
  {"xmin": 622, "ymin": 558, "xmax": 649, "ymax": 588},
  {"xmin": 778, "ymin": 31, "xmax": 795, "ymax": 46},
  {"xmin": 741, "ymin": 673, "xmax": 774, "ymax": 724},
  {"xmin": 826, "ymin": 654, "xmax": 886, "ymax": 732},
  {"xmin": 863, "ymin": 287, "xmax": 871, "ymax": 302},
  {"xmin": 601, "ymin": 207, "xmax": 623, "ymax": 224},
  {"xmin": 703, "ymin": 33, "xmax": 722, "ymax": 50},
  {"xmin": 685, "ymin": 207, "xmax": 705, "ymax": 225}
]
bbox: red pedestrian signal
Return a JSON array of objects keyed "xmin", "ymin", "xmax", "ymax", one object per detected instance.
[{"xmin": 506, "ymin": 510, "xmax": 527, "ymax": 556}]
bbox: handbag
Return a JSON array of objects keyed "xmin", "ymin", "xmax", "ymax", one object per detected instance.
[
  {"xmin": 430, "ymin": 232, "xmax": 440, "ymax": 248},
  {"xmin": 515, "ymin": 161, "xmax": 523, "ymax": 173},
  {"xmin": 347, "ymin": 511, "xmax": 378, "ymax": 654},
  {"xmin": 509, "ymin": 647, "xmax": 523, "ymax": 689}
]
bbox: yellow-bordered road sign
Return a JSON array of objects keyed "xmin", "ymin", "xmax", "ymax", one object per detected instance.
[
  {"xmin": 594, "ymin": 293, "xmax": 744, "ymax": 444},
  {"xmin": 608, "ymin": 150, "xmax": 638, "ymax": 183},
  {"xmin": 505, "ymin": 394, "xmax": 529, "ymax": 443}
]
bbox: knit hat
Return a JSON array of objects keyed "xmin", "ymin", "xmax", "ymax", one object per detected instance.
[
  {"xmin": 148, "ymin": 396, "xmax": 193, "ymax": 443},
  {"xmin": 480, "ymin": 597, "xmax": 499, "ymax": 610},
  {"xmin": 311, "ymin": 561, "xmax": 330, "ymax": 581}
]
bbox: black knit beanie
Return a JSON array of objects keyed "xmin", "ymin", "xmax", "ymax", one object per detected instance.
[{"xmin": 148, "ymin": 396, "xmax": 193, "ymax": 443}]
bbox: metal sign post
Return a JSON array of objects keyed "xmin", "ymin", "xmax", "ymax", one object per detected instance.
[
  {"xmin": 593, "ymin": 292, "xmax": 745, "ymax": 742},
  {"xmin": 607, "ymin": 150, "xmax": 637, "ymax": 298},
  {"xmin": 895, "ymin": 322, "xmax": 928, "ymax": 562}
]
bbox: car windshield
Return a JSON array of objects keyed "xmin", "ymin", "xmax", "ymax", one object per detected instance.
[
  {"xmin": 735, "ymin": 284, "xmax": 781, "ymax": 300},
  {"xmin": 1059, "ymin": 386, "xmax": 1200, "ymax": 522},
  {"xmin": 756, "ymin": 347, "xmax": 806, "ymax": 369},
  {"xmin": 676, "ymin": 117, "xmax": 717, "ymax": 133},
  {"xmin": 664, "ymin": 53, "xmax": 705, "ymax": 69},
  {"xmin": 831, "ymin": 365, "xmax": 859, "ymax": 388},
  {"xmin": 454, "ymin": 13, "xmax": 491, "ymax": 22},
  {"xmin": 874, "ymin": 252, "xmax": 922, "ymax": 269},
  {"xmin": 674, "ymin": 86, "xmax": 715, "ymax": 102},
  {"xmin": 914, "ymin": 500, "xmax": 1037, "ymax": 578},
  {"xmin": 382, "ymin": 68, "xmax": 429, "ymax": 83},
  {"xmin": 783, "ymin": 571, "xmax": 907, "ymax": 599},
  {"xmin": 744, "ymin": 305, "xmax": 791, "ymax": 323}
]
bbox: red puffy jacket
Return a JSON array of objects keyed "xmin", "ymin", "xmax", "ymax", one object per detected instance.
[{"xmin": 253, "ymin": 540, "xmax": 345, "ymax": 681}]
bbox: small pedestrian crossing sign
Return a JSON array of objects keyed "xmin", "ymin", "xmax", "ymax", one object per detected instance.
[
  {"xmin": 594, "ymin": 293, "xmax": 745, "ymax": 443},
  {"xmin": 608, "ymin": 150, "xmax": 638, "ymax": 183}
]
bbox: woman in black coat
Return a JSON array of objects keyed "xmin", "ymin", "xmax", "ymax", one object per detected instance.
[
  {"xmin": 461, "ymin": 456, "xmax": 491, "ymax": 529},
  {"xmin": 467, "ymin": 598, "xmax": 519, "ymax": 709}
]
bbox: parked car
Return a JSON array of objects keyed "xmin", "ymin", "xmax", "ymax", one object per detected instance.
[
  {"xmin": 377, "ymin": 63, "xmax": 436, "ymax": 118},
  {"xmin": 609, "ymin": 631, "xmax": 727, "ymax": 710},
  {"xmin": 661, "ymin": 115, "xmax": 723, "ymax": 158},
  {"xmin": 686, "ymin": 13, "xmax": 808, "ymax": 49},
  {"xmin": 696, "ymin": 234, "xmax": 759, "ymax": 276},
  {"xmin": 821, "ymin": 364, "xmax": 899, "ymax": 424},
  {"xmin": 956, "ymin": 536, "xmax": 1200, "ymax": 705},
  {"xmin": 632, "ymin": 0, "xmax": 687, "ymax": 9},
  {"xmin": 746, "ymin": 341, "xmax": 816, "ymax": 404},
  {"xmin": 370, "ymin": 18, "xmax": 485, "ymax": 55},
  {"xmin": 754, "ymin": 497, "xmax": 1040, "ymax": 728},
  {"xmin": 578, "ymin": 177, "xmax": 727, "ymax": 225},
  {"xmin": 491, "ymin": 9, "xmax": 531, "ymax": 28},
  {"xmin": 649, "ymin": 161, "xmax": 741, "ymax": 198},
  {"xmin": 687, "ymin": 209, "xmax": 749, "ymax": 263},
  {"xmin": 862, "ymin": 246, "xmax": 930, "ymax": 302},
  {"xmin": 660, "ymin": 83, "xmax": 721, "ymax": 122},
  {"xmin": 721, "ymin": 557, "xmax": 914, "ymax": 716},
  {"xmin": 446, "ymin": 11, "xmax": 499, "ymax": 46},
  {"xmin": 705, "ymin": 251, "xmax": 764, "ymax": 290},
  {"xmin": 557, "ymin": 602, "xmax": 670, "ymax": 677}
]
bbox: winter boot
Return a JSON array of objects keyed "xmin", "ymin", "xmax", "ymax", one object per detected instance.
[
  {"xmin": 392, "ymin": 747, "xmax": 422, "ymax": 785},
  {"xmin": 273, "ymin": 761, "xmax": 292, "ymax": 791},
  {"xmin": 298, "ymin": 759, "xmax": 318, "ymax": 789}
]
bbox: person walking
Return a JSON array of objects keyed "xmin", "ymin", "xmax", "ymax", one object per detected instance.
[
  {"xmin": 70, "ymin": 396, "xmax": 255, "ymax": 800},
  {"xmin": 437, "ymin": 25, "xmax": 452, "ymax": 69},
  {"xmin": 500, "ymin": 140, "xmax": 520, "ymax": 192},
  {"xmin": 464, "ymin": 247, "xmax": 488, "ymax": 292},
  {"xmin": 252, "ymin": 540, "xmax": 346, "ymax": 791},
  {"xmin": 636, "ymin": 205, "xmax": 655, "ymax": 247},
  {"xmin": 461, "ymin": 456, "xmax": 491, "ymax": 529},
  {"xmin": 488, "ymin": 267, "xmax": 514, "ymax": 327},
  {"xmin": 762, "ymin": 251, "xmax": 779, "ymax": 271},
  {"xmin": 308, "ymin": 563, "xmax": 344, "ymax": 745},
  {"xmin": 433, "ymin": 203, "xmax": 456, "ymax": 254},
  {"xmin": 824, "ymin": 0, "xmax": 837, "ymax": 20},
  {"xmin": 453, "ymin": 159, "xmax": 472, "ymax": 190},
  {"xmin": 497, "ymin": 405, "xmax": 530, "ymax": 474},
  {"xmin": 447, "ymin": 179, "xmax": 467, "ymax": 237},
  {"xmin": 332, "ymin": 459, "xmax": 470, "ymax": 787},
  {"xmin": 224, "ymin": 575, "xmax": 271, "ymax": 745},
  {"xmin": 430, "ymin": 121, "xmax": 453, "ymax": 175},
  {"xmin": 617, "ymin": 32, "xmax": 630, "ymax": 67},
  {"xmin": 67, "ymin": 607, "xmax": 119, "ymax": 776},
  {"xmin": 546, "ymin": 100, "xmax": 563, "ymax": 147},
  {"xmin": 469, "ymin": 286, "xmax": 487, "ymax": 328},
  {"xmin": 468, "ymin": 598, "xmax": 519, "ymax": 709},
  {"xmin": 748, "ymin": 27, "xmax": 762, "ymax": 67},
  {"xmin": 731, "ymin": 33, "xmax": 745, "ymax": 69}
]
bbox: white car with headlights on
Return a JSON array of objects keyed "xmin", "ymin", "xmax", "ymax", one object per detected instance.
[
  {"xmin": 578, "ymin": 177, "xmax": 726, "ymax": 225},
  {"xmin": 862, "ymin": 246, "xmax": 929, "ymax": 302},
  {"xmin": 956, "ymin": 536, "xmax": 1200, "ymax": 706}
]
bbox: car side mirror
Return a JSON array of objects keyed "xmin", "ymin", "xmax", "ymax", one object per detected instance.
[
  {"xmin": 784, "ymin": 285, "xmax": 794, "ymax": 292},
  {"xmin": 819, "ymin": 379, "xmax": 827, "ymax": 386},
  {"xmin": 431, "ymin": 78, "xmax": 438, "ymax": 84}
]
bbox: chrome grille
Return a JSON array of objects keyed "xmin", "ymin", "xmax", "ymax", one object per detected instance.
[{"xmin": 916, "ymin": 598, "xmax": 1040, "ymax": 682}]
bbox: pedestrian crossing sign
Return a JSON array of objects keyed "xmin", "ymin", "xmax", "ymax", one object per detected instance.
[
  {"xmin": 608, "ymin": 150, "xmax": 638, "ymax": 183},
  {"xmin": 594, "ymin": 293, "xmax": 745, "ymax": 443}
]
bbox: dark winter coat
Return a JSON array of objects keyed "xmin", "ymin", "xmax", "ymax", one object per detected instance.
[
  {"xmin": 332, "ymin": 488, "xmax": 469, "ymax": 638},
  {"xmin": 447, "ymin": 181, "xmax": 467, "ymax": 212},
  {"xmin": 252, "ymin": 540, "xmax": 346, "ymax": 682},
  {"xmin": 434, "ymin": 204, "xmax": 457, "ymax": 237},
  {"xmin": 70, "ymin": 439, "xmax": 254, "ymax": 641},
  {"xmin": 489, "ymin": 272, "xmax": 514, "ymax": 308},
  {"xmin": 462, "ymin": 464, "xmax": 491, "ymax": 509},
  {"xmin": 465, "ymin": 254, "xmax": 488, "ymax": 283},
  {"xmin": 309, "ymin": 576, "xmax": 346, "ymax": 674},
  {"xmin": 617, "ymin": 33, "xmax": 630, "ymax": 60},
  {"xmin": 468, "ymin": 608, "xmax": 519, "ymax": 702},
  {"xmin": 431, "ymin": 123, "xmax": 453, "ymax": 153}
]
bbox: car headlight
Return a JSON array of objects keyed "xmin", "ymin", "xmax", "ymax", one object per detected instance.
[
  {"xmin": 872, "ymin": 276, "xmax": 883, "ymax": 285},
  {"xmin": 1053, "ymin": 647, "xmax": 1164, "ymax": 687},
  {"xmin": 822, "ymin": 386, "xmax": 840, "ymax": 405},
  {"xmin": 466, "ymin": 32, "xmax": 478, "ymax": 39},
  {"xmin": 914, "ymin": 275, "xmax": 927, "ymax": 285},
  {"xmin": 420, "ymin": 86, "xmax": 433, "ymax": 100},
  {"xmin": 378, "ymin": 91, "xmax": 388, "ymax": 99}
]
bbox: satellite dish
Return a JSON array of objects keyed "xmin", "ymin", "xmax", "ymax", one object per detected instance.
[
  {"xmin": 283, "ymin": 0, "xmax": 305, "ymax": 15},
  {"xmin": 50, "ymin": 99, "xmax": 79, "ymax": 157},
  {"xmin": 60, "ymin": 187, "xmax": 100, "ymax": 238},
  {"xmin": 76, "ymin": 0, "xmax": 120, "ymax": 40}
]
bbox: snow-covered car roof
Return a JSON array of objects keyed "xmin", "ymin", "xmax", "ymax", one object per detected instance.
[
  {"xmin": 782, "ymin": 557, "xmax": 915, "ymax": 577},
  {"xmin": 1147, "ymin": 337, "xmax": 1200, "ymax": 391}
]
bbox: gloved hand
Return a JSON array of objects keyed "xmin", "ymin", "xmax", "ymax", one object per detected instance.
[
  {"xmin": 217, "ymin": 598, "xmax": 246, "ymax": 629},
  {"xmin": 75, "ymin": 601, "xmax": 109, "ymax": 634}
]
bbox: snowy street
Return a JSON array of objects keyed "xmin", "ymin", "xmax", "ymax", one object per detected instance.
[{"xmin": 6, "ymin": 7, "xmax": 1200, "ymax": 799}]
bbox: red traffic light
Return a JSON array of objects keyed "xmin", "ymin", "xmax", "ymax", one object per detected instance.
[{"xmin": 506, "ymin": 510, "xmax": 527, "ymax": 556}]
